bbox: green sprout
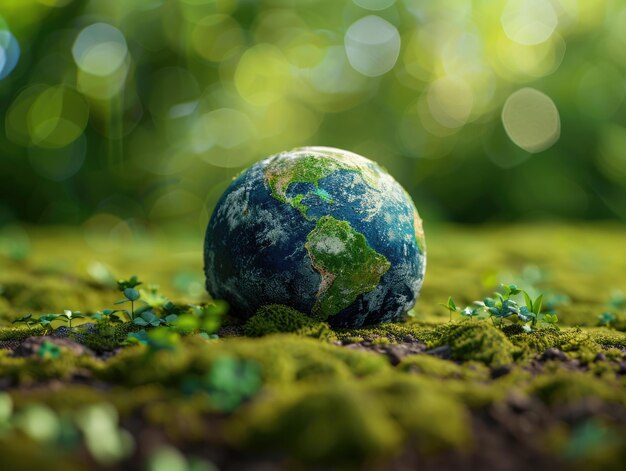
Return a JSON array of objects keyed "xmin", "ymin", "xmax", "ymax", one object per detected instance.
[
  {"xmin": 440, "ymin": 296, "xmax": 458, "ymax": 322},
  {"xmin": 12, "ymin": 313, "xmax": 36, "ymax": 331},
  {"xmin": 133, "ymin": 311, "xmax": 161, "ymax": 327},
  {"xmin": 114, "ymin": 288, "xmax": 141, "ymax": 320},
  {"xmin": 37, "ymin": 341, "xmax": 61, "ymax": 360},
  {"xmin": 116, "ymin": 275, "xmax": 142, "ymax": 291},
  {"xmin": 598, "ymin": 312, "xmax": 616, "ymax": 328},
  {"xmin": 126, "ymin": 327, "xmax": 181, "ymax": 351},
  {"xmin": 59, "ymin": 310, "xmax": 86, "ymax": 330},
  {"xmin": 460, "ymin": 306, "xmax": 481, "ymax": 320},
  {"xmin": 93, "ymin": 309, "xmax": 123, "ymax": 324},
  {"xmin": 447, "ymin": 283, "xmax": 558, "ymax": 332},
  {"xmin": 181, "ymin": 356, "xmax": 262, "ymax": 412},
  {"xmin": 37, "ymin": 314, "xmax": 60, "ymax": 334}
]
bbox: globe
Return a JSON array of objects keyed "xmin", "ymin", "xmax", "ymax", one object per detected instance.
[{"xmin": 204, "ymin": 147, "xmax": 426, "ymax": 328}]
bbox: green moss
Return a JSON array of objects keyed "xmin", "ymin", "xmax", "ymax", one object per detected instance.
[
  {"xmin": 71, "ymin": 322, "xmax": 143, "ymax": 352},
  {"xmin": 229, "ymin": 375, "xmax": 469, "ymax": 465},
  {"xmin": 509, "ymin": 327, "xmax": 600, "ymax": 363},
  {"xmin": 335, "ymin": 321, "xmax": 437, "ymax": 344},
  {"xmin": 305, "ymin": 215, "xmax": 390, "ymax": 320},
  {"xmin": 101, "ymin": 334, "xmax": 390, "ymax": 387},
  {"xmin": 0, "ymin": 349, "xmax": 99, "ymax": 385},
  {"xmin": 427, "ymin": 322, "xmax": 518, "ymax": 368},
  {"xmin": 368, "ymin": 376, "xmax": 471, "ymax": 454},
  {"xmin": 398, "ymin": 354, "xmax": 489, "ymax": 381},
  {"xmin": 528, "ymin": 372, "xmax": 624, "ymax": 406},
  {"xmin": 0, "ymin": 271, "xmax": 113, "ymax": 319},
  {"xmin": 243, "ymin": 304, "xmax": 334, "ymax": 340},
  {"xmin": 229, "ymin": 383, "xmax": 402, "ymax": 466},
  {"xmin": 0, "ymin": 327, "xmax": 45, "ymax": 341}
]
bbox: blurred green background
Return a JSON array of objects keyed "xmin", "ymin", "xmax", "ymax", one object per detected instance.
[{"xmin": 1, "ymin": 0, "xmax": 626, "ymax": 242}]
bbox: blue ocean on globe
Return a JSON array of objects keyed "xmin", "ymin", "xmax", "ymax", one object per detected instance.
[{"xmin": 204, "ymin": 147, "xmax": 426, "ymax": 327}]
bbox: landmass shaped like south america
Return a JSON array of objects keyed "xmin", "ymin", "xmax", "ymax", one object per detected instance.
[{"xmin": 204, "ymin": 146, "xmax": 426, "ymax": 327}]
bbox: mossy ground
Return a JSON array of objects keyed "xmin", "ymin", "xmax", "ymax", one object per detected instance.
[{"xmin": 1, "ymin": 223, "xmax": 626, "ymax": 470}]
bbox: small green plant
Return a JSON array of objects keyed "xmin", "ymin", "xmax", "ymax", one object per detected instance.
[
  {"xmin": 131, "ymin": 311, "xmax": 177, "ymax": 327},
  {"xmin": 93, "ymin": 309, "xmax": 124, "ymax": 324},
  {"xmin": 596, "ymin": 290, "xmax": 625, "ymax": 329},
  {"xmin": 12, "ymin": 314, "xmax": 36, "ymax": 331},
  {"xmin": 444, "ymin": 283, "xmax": 558, "ymax": 332},
  {"xmin": 126, "ymin": 327, "xmax": 181, "ymax": 351},
  {"xmin": 181, "ymin": 355, "xmax": 262, "ymax": 412},
  {"xmin": 598, "ymin": 312, "xmax": 617, "ymax": 328},
  {"xmin": 37, "ymin": 340, "xmax": 61, "ymax": 360},
  {"xmin": 172, "ymin": 301, "xmax": 227, "ymax": 335},
  {"xmin": 114, "ymin": 288, "xmax": 141, "ymax": 321},
  {"xmin": 440, "ymin": 297, "xmax": 458, "ymax": 322},
  {"xmin": 59, "ymin": 310, "xmax": 86, "ymax": 330},
  {"xmin": 460, "ymin": 306, "xmax": 480, "ymax": 319},
  {"xmin": 36, "ymin": 314, "xmax": 61, "ymax": 334}
]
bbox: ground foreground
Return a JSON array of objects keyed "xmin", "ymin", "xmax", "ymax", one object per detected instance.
[{"xmin": 0, "ymin": 223, "xmax": 625, "ymax": 470}]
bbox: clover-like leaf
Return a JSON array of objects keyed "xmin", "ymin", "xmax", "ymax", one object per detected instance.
[
  {"xmin": 124, "ymin": 288, "xmax": 140, "ymax": 302},
  {"xmin": 133, "ymin": 311, "xmax": 160, "ymax": 327}
]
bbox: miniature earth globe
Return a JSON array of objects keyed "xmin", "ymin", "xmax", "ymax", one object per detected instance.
[{"xmin": 204, "ymin": 147, "xmax": 426, "ymax": 327}]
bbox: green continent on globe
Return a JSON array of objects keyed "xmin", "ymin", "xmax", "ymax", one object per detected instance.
[
  {"xmin": 304, "ymin": 215, "xmax": 391, "ymax": 320},
  {"xmin": 263, "ymin": 151, "xmax": 380, "ymax": 220}
]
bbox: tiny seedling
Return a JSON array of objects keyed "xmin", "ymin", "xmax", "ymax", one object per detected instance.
[
  {"xmin": 114, "ymin": 288, "xmax": 141, "ymax": 320},
  {"xmin": 116, "ymin": 275, "xmax": 142, "ymax": 291},
  {"xmin": 440, "ymin": 297, "xmax": 458, "ymax": 322},
  {"xmin": 445, "ymin": 283, "xmax": 558, "ymax": 332},
  {"xmin": 37, "ymin": 341, "xmax": 61, "ymax": 360},
  {"xmin": 37, "ymin": 314, "xmax": 60, "ymax": 334},
  {"xmin": 12, "ymin": 314, "xmax": 36, "ymax": 331},
  {"xmin": 59, "ymin": 310, "xmax": 86, "ymax": 330},
  {"xmin": 598, "ymin": 312, "xmax": 617, "ymax": 328},
  {"xmin": 460, "ymin": 306, "xmax": 481, "ymax": 320},
  {"xmin": 126, "ymin": 327, "xmax": 180, "ymax": 351},
  {"xmin": 93, "ymin": 309, "xmax": 123, "ymax": 323},
  {"xmin": 181, "ymin": 356, "xmax": 262, "ymax": 412},
  {"xmin": 133, "ymin": 311, "xmax": 161, "ymax": 327}
]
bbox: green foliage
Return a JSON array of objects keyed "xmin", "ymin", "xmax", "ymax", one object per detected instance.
[
  {"xmin": 444, "ymin": 283, "xmax": 559, "ymax": 332},
  {"xmin": 182, "ymin": 356, "xmax": 262, "ymax": 412},
  {"xmin": 58, "ymin": 310, "xmax": 85, "ymax": 330},
  {"xmin": 37, "ymin": 341, "xmax": 61, "ymax": 360},
  {"xmin": 243, "ymin": 304, "xmax": 334, "ymax": 340}
]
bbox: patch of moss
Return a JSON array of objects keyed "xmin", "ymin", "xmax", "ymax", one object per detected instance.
[
  {"xmin": 0, "ymin": 349, "xmax": 98, "ymax": 385},
  {"xmin": 228, "ymin": 375, "xmax": 470, "ymax": 465},
  {"xmin": 528, "ymin": 372, "xmax": 624, "ymax": 406},
  {"xmin": 427, "ymin": 322, "xmax": 518, "ymax": 368},
  {"xmin": 0, "ymin": 327, "xmax": 46, "ymax": 341},
  {"xmin": 71, "ymin": 322, "xmax": 143, "ymax": 352},
  {"xmin": 0, "ymin": 271, "xmax": 113, "ymax": 319},
  {"xmin": 101, "ymin": 334, "xmax": 389, "ymax": 387},
  {"xmin": 398, "ymin": 354, "xmax": 489, "ymax": 381},
  {"xmin": 243, "ymin": 304, "xmax": 334, "ymax": 340},
  {"xmin": 335, "ymin": 320, "xmax": 437, "ymax": 344},
  {"xmin": 228, "ymin": 382, "xmax": 402, "ymax": 466},
  {"xmin": 509, "ymin": 327, "xmax": 600, "ymax": 363}
]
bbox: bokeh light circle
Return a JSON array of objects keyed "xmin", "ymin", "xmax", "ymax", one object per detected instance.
[
  {"xmin": 0, "ymin": 30, "xmax": 20, "ymax": 80},
  {"xmin": 353, "ymin": 0, "xmax": 396, "ymax": 11},
  {"xmin": 501, "ymin": 87, "xmax": 560, "ymax": 153},
  {"xmin": 345, "ymin": 15, "xmax": 401, "ymax": 77},
  {"xmin": 501, "ymin": 0, "xmax": 558, "ymax": 46},
  {"xmin": 26, "ymin": 86, "xmax": 89, "ymax": 148},
  {"xmin": 72, "ymin": 23, "xmax": 128, "ymax": 76},
  {"xmin": 28, "ymin": 134, "xmax": 86, "ymax": 181},
  {"xmin": 427, "ymin": 76, "xmax": 474, "ymax": 129}
]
